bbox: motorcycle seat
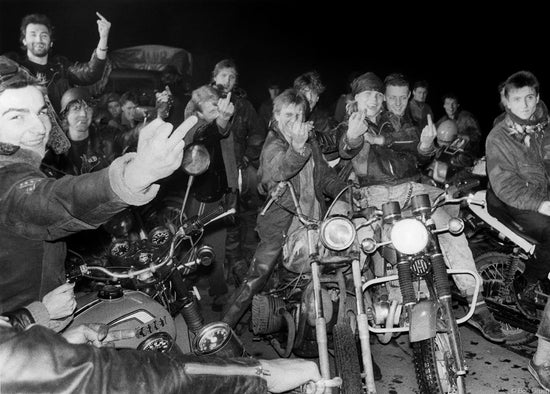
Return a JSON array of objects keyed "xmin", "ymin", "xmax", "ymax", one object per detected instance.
[
  {"xmin": 468, "ymin": 189, "xmax": 537, "ymax": 254},
  {"xmin": 485, "ymin": 189, "xmax": 539, "ymax": 247}
]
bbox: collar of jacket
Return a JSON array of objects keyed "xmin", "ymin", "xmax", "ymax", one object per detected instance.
[{"xmin": 0, "ymin": 148, "xmax": 42, "ymax": 169}]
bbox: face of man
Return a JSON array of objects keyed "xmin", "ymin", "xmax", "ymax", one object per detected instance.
[
  {"xmin": 107, "ymin": 101, "xmax": 121, "ymax": 118},
  {"xmin": 268, "ymin": 86, "xmax": 280, "ymax": 101},
  {"xmin": 505, "ymin": 86, "xmax": 539, "ymax": 121},
  {"xmin": 443, "ymin": 98, "xmax": 459, "ymax": 119},
  {"xmin": 355, "ymin": 90, "xmax": 385, "ymax": 118},
  {"xmin": 300, "ymin": 87, "xmax": 320, "ymax": 111},
  {"xmin": 213, "ymin": 67, "xmax": 237, "ymax": 93},
  {"xmin": 385, "ymin": 85, "xmax": 410, "ymax": 117},
  {"xmin": 413, "ymin": 87, "xmax": 428, "ymax": 103},
  {"xmin": 0, "ymin": 85, "xmax": 51, "ymax": 158},
  {"xmin": 66, "ymin": 100, "xmax": 93, "ymax": 137},
  {"xmin": 199, "ymin": 99, "xmax": 219, "ymax": 123},
  {"xmin": 23, "ymin": 23, "xmax": 52, "ymax": 58},
  {"xmin": 274, "ymin": 102, "xmax": 305, "ymax": 139},
  {"xmin": 121, "ymin": 100, "xmax": 137, "ymax": 123}
]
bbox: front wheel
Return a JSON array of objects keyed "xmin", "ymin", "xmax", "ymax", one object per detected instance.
[
  {"xmin": 412, "ymin": 333, "xmax": 465, "ymax": 394},
  {"xmin": 333, "ymin": 323, "xmax": 362, "ymax": 394}
]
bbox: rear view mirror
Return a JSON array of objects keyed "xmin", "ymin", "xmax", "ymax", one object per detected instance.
[{"xmin": 181, "ymin": 144, "xmax": 210, "ymax": 176}]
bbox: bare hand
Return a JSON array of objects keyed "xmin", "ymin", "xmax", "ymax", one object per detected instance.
[
  {"xmin": 364, "ymin": 130, "xmax": 383, "ymax": 145},
  {"xmin": 62, "ymin": 323, "xmax": 135, "ymax": 347},
  {"xmin": 347, "ymin": 111, "xmax": 368, "ymax": 140},
  {"xmin": 289, "ymin": 121, "xmax": 312, "ymax": 152},
  {"xmin": 125, "ymin": 116, "xmax": 198, "ymax": 191},
  {"xmin": 420, "ymin": 114, "xmax": 437, "ymax": 149},
  {"xmin": 260, "ymin": 358, "xmax": 322, "ymax": 393},
  {"xmin": 42, "ymin": 282, "xmax": 76, "ymax": 320},
  {"xmin": 96, "ymin": 12, "xmax": 111, "ymax": 39},
  {"xmin": 217, "ymin": 92, "xmax": 235, "ymax": 121},
  {"xmin": 538, "ymin": 201, "xmax": 550, "ymax": 216}
]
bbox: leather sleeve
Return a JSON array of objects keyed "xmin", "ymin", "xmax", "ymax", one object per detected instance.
[{"xmin": 0, "ymin": 325, "xmax": 267, "ymax": 394}]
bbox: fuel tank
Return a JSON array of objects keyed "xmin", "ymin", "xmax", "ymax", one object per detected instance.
[{"xmin": 70, "ymin": 286, "xmax": 177, "ymax": 352}]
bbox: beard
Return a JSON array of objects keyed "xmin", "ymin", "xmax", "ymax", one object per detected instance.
[{"xmin": 28, "ymin": 43, "xmax": 50, "ymax": 58}]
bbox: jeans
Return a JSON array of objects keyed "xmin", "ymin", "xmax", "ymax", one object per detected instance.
[{"xmin": 359, "ymin": 182, "xmax": 478, "ymax": 296}]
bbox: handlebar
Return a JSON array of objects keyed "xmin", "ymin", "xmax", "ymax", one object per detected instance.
[{"xmin": 71, "ymin": 207, "xmax": 235, "ymax": 281}]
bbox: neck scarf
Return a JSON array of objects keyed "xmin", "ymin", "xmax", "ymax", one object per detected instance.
[{"xmin": 505, "ymin": 101, "xmax": 549, "ymax": 147}]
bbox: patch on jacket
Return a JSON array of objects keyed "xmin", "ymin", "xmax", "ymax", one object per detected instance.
[{"xmin": 17, "ymin": 178, "xmax": 41, "ymax": 193}]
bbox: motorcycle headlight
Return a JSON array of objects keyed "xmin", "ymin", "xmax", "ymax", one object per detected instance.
[
  {"xmin": 390, "ymin": 218, "xmax": 429, "ymax": 255},
  {"xmin": 320, "ymin": 216, "xmax": 356, "ymax": 251}
]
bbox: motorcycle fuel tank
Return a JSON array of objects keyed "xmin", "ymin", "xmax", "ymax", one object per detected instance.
[{"xmin": 71, "ymin": 287, "xmax": 177, "ymax": 352}]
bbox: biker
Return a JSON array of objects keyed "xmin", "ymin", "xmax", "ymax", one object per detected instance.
[
  {"xmin": 338, "ymin": 71, "xmax": 505, "ymax": 343},
  {"xmin": 485, "ymin": 70, "xmax": 550, "ymax": 319},
  {"xmin": 42, "ymin": 87, "xmax": 120, "ymax": 177},
  {"xmin": 0, "ymin": 308, "xmax": 324, "ymax": 394},
  {"xmin": 221, "ymin": 88, "xmax": 347, "ymax": 327},
  {"xmin": 0, "ymin": 55, "xmax": 196, "ymax": 332},
  {"xmin": 4, "ymin": 12, "xmax": 111, "ymax": 113}
]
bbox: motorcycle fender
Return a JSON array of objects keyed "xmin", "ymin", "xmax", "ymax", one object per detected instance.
[{"xmin": 409, "ymin": 300, "xmax": 437, "ymax": 343}]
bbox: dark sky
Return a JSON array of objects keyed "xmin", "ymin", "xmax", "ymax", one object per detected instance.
[{"xmin": 1, "ymin": 0, "xmax": 549, "ymax": 137}]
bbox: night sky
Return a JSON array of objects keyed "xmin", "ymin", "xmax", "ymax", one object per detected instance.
[{"xmin": 1, "ymin": 0, "xmax": 549, "ymax": 139}]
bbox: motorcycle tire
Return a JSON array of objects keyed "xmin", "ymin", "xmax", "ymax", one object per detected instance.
[
  {"xmin": 475, "ymin": 251, "xmax": 536, "ymax": 345},
  {"xmin": 412, "ymin": 333, "xmax": 465, "ymax": 394},
  {"xmin": 333, "ymin": 323, "xmax": 362, "ymax": 394}
]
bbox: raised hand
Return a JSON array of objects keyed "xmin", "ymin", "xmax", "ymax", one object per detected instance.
[
  {"xmin": 42, "ymin": 282, "xmax": 76, "ymax": 320},
  {"xmin": 124, "ymin": 116, "xmax": 198, "ymax": 191},
  {"xmin": 347, "ymin": 111, "xmax": 368, "ymax": 140},
  {"xmin": 420, "ymin": 114, "xmax": 437, "ymax": 150},
  {"xmin": 289, "ymin": 120, "xmax": 312, "ymax": 152},
  {"xmin": 217, "ymin": 91, "xmax": 235, "ymax": 121},
  {"xmin": 96, "ymin": 12, "xmax": 111, "ymax": 40}
]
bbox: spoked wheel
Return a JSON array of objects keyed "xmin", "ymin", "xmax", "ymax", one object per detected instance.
[
  {"xmin": 475, "ymin": 251, "xmax": 536, "ymax": 345},
  {"xmin": 412, "ymin": 333, "xmax": 465, "ymax": 394},
  {"xmin": 333, "ymin": 322, "xmax": 362, "ymax": 394}
]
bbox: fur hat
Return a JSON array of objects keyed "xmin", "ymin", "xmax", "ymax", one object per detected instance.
[{"xmin": 351, "ymin": 72, "xmax": 384, "ymax": 96}]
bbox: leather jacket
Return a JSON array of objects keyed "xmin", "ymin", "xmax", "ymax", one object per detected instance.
[
  {"xmin": 0, "ymin": 149, "xmax": 158, "ymax": 328},
  {"xmin": 6, "ymin": 51, "xmax": 107, "ymax": 113},
  {"xmin": 0, "ymin": 323, "xmax": 267, "ymax": 394}
]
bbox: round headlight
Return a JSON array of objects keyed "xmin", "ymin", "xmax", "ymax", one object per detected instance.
[
  {"xmin": 390, "ymin": 218, "xmax": 429, "ymax": 255},
  {"xmin": 320, "ymin": 216, "xmax": 356, "ymax": 251}
]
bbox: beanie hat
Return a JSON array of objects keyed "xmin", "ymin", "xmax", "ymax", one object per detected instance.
[{"xmin": 351, "ymin": 72, "xmax": 384, "ymax": 96}]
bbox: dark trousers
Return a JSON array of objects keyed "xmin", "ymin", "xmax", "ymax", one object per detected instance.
[
  {"xmin": 222, "ymin": 209, "xmax": 292, "ymax": 328},
  {"xmin": 497, "ymin": 202, "xmax": 550, "ymax": 282}
]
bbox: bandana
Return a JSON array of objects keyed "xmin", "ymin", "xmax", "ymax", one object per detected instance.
[{"xmin": 504, "ymin": 101, "xmax": 549, "ymax": 147}]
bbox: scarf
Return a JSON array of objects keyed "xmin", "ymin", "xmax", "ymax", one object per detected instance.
[{"xmin": 505, "ymin": 101, "xmax": 549, "ymax": 147}]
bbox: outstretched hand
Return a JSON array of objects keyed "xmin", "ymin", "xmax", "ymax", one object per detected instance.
[
  {"xmin": 259, "ymin": 358, "xmax": 322, "ymax": 393},
  {"xmin": 124, "ymin": 116, "xmax": 198, "ymax": 192},
  {"xmin": 42, "ymin": 282, "xmax": 76, "ymax": 320}
]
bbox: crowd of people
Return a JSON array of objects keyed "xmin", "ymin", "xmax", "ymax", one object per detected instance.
[{"xmin": 2, "ymin": 9, "xmax": 550, "ymax": 393}]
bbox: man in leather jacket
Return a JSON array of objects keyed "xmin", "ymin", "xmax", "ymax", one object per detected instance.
[
  {"xmin": 0, "ymin": 308, "xmax": 324, "ymax": 394},
  {"xmin": 222, "ymin": 88, "xmax": 347, "ymax": 328},
  {"xmin": 0, "ymin": 57, "xmax": 197, "ymax": 332},
  {"xmin": 4, "ymin": 12, "xmax": 111, "ymax": 113}
]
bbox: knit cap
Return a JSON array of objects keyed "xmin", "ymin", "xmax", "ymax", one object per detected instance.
[{"xmin": 351, "ymin": 72, "xmax": 384, "ymax": 96}]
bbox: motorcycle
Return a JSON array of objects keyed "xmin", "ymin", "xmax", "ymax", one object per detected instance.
[
  {"xmin": 464, "ymin": 187, "xmax": 546, "ymax": 345},
  {"xmin": 359, "ymin": 184, "xmax": 482, "ymax": 394},
  {"xmin": 249, "ymin": 181, "xmax": 481, "ymax": 393},
  {"xmin": 65, "ymin": 144, "xmax": 243, "ymax": 357}
]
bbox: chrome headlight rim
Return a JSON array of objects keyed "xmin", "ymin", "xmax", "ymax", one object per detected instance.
[
  {"xmin": 389, "ymin": 218, "xmax": 430, "ymax": 255},
  {"xmin": 320, "ymin": 215, "xmax": 356, "ymax": 251}
]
